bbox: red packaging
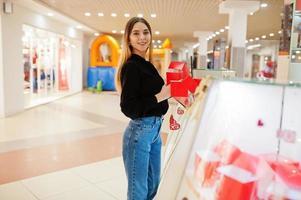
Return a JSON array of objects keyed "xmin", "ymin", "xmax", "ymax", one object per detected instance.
[
  {"xmin": 216, "ymin": 165, "xmax": 257, "ymax": 200},
  {"xmin": 170, "ymin": 81, "xmax": 188, "ymax": 97},
  {"xmin": 194, "ymin": 150, "xmax": 221, "ymax": 187},
  {"xmin": 213, "ymin": 140, "xmax": 242, "ymax": 165}
]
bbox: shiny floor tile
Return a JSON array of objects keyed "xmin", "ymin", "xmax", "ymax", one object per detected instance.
[{"xmin": 0, "ymin": 182, "xmax": 38, "ymax": 200}]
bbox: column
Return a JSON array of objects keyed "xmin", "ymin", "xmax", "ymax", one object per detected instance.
[
  {"xmin": 219, "ymin": 0, "xmax": 259, "ymax": 77},
  {"xmin": 184, "ymin": 42, "xmax": 195, "ymax": 68},
  {"xmin": 193, "ymin": 31, "xmax": 212, "ymax": 69}
]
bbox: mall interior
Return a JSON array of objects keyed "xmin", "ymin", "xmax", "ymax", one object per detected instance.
[{"xmin": 1, "ymin": 0, "xmax": 301, "ymax": 199}]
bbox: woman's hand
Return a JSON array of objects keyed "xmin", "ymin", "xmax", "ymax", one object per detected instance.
[{"xmin": 155, "ymin": 84, "xmax": 171, "ymax": 103}]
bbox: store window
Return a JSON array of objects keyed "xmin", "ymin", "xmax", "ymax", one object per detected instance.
[{"xmin": 22, "ymin": 25, "xmax": 76, "ymax": 107}]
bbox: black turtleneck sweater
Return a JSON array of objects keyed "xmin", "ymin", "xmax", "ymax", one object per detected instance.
[{"xmin": 120, "ymin": 54, "xmax": 169, "ymax": 119}]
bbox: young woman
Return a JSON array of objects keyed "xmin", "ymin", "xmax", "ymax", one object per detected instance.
[{"xmin": 116, "ymin": 17, "xmax": 171, "ymax": 200}]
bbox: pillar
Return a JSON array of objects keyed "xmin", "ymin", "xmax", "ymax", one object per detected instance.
[
  {"xmin": 219, "ymin": 0, "xmax": 259, "ymax": 77},
  {"xmin": 193, "ymin": 31, "xmax": 212, "ymax": 69}
]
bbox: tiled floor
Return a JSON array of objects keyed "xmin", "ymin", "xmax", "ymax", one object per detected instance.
[{"xmin": 0, "ymin": 91, "xmax": 170, "ymax": 200}]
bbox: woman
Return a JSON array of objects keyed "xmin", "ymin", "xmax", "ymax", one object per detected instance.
[{"xmin": 116, "ymin": 17, "xmax": 171, "ymax": 200}]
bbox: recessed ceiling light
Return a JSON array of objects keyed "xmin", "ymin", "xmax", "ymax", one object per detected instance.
[
  {"xmin": 278, "ymin": 30, "xmax": 282, "ymax": 34},
  {"xmin": 269, "ymin": 33, "xmax": 274, "ymax": 37},
  {"xmin": 84, "ymin": 12, "xmax": 91, "ymax": 17},
  {"xmin": 154, "ymin": 45, "xmax": 157, "ymax": 48},
  {"xmin": 151, "ymin": 13, "xmax": 157, "ymax": 18},
  {"xmin": 111, "ymin": 13, "xmax": 117, "ymax": 17},
  {"xmin": 215, "ymin": 31, "xmax": 220, "ymax": 35},
  {"xmin": 225, "ymin": 26, "xmax": 229, "ymax": 30},
  {"xmin": 159, "ymin": 45, "xmax": 162, "ymax": 48},
  {"xmin": 124, "ymin": 13, "xmax": 130, "ymax": 17},
  {"xmin": 260, "ymin": 3, "xmax": 268, "ymax": 8},
  {"xmin": 255, "ymin": 37, "xmax": 259, "ymax": 41},
  {"xmin": 212, "ymin": 34, "xmax": 216, "ymax": 37},
  {"xmin": 76, "ymin": 25, "xmax": 82, "ymax": 29},
  {"xmin": 220, "ymin": 29, "xmax": 225, "ymax": 32},
  {"xmin": 98, "ymin": 13, "xmax": 104, "ymax": 17},
  {"xmin": 249, "ymin": 39, "xmax": 254, "ymax": 42},
  {"xmin": 47, "ymin": 13, "xmax": 54, "ymax": 17},
  {"xmin": 94, "ymin": 33, "xmax": 100, "ymax": 36},
  {"xmin": 245, "ymin": 40, "xmax": 248, "ymax": 43},
  {"xmin": 137, "ymin": 13, "xmax": 143, "ymax": 18},
  {"xmin": 261, "ymin": 35, "xmax": 266, "ymax": 39},
  {"xmin": 157, "ymin": 40, "xmax": 161, "ymax": 44},
  {"xmin": 155, "ymin": 31, "xmax": 160, "ymax": 35},
  {"xmin": 112, "ymin": 30, "xmax": 117, "ymax": 33},
  {"xmin": 250, "ymin": 12, "xmax": 254, "ymax": 15},
  {"xmin": 152, "ymin": 40, "xmax": 155, "ymax": 43},
  {"xmin": 120, "ymin": 30, "xmax": 125, "ymax": 34}
]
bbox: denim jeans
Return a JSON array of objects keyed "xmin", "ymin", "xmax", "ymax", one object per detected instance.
[{"xmin": 122, "ymin": 116, "xmax": 163, "ymax": 200}]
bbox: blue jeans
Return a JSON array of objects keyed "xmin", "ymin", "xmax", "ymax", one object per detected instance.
[{"xmin": 122, "ymin": 116, "xmax": 163, "ymax": 200}]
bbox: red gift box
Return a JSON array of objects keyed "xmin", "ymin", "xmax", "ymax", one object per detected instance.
[
  {"xmin": 232, "ymin": 152, "xmax": 260, "ymax": 174},
  {"xmin": 213, "ymin": 140, "xmax": 242, "ymax": 165},
  {"xmin": 194, "ymin": 150, "xmax": 221, "ymax": 187},
  {"xmin": 166, "ymin": 71, "xmax": 182, "ymax": 85},
  {"xmin": 182, "ymin": 76, "xmax": 199, "ymax": 93},
  {"xmin": 168, "ymin": 61, "xmax": 190, "ymax": 79},
  {"xmin": 216, "ymin": 165, "xmax": 257, "ymax": 200},
  {"xmin": 170, "ymin": 81, "xmax": 188, "ymax": 97}
]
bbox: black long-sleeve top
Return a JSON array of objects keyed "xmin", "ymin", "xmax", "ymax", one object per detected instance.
[{"xmin": 120, "ymin": 54, "xmax": 169, "ymax": 119}]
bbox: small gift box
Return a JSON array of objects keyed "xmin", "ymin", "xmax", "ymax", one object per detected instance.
[
  {"xmin": 213, "ymin": 140, "xmax": 242, "ymax": 165},
  {"xmin": 216, "ymin": 165, "xmax": 257, "ymax": 200},
  {"xmin": 194, "ymin": 150, "xmax": 221, "ymax": 187}
]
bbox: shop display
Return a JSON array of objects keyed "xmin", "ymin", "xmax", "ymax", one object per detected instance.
[{"xmin": 156, "ymin": 79, "xmax": 301, "ymax": 200}]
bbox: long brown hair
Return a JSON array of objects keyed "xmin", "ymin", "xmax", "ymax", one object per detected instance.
[{"xmin": 115, "ymin": 17, "xmax": 153, "ymax": 92}]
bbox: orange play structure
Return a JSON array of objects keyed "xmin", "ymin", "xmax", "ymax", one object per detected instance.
[{"xmin": 90, "ymin": 35, "xmax": 120, "ymax": 67}]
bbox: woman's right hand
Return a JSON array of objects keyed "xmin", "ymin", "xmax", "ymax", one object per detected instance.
[{"xmin": 155, "ymin": 84, "xmax": 171, "ymax": 103}]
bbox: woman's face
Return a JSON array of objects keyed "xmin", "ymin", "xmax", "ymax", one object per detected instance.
[{"xmin": 129, "ymin": 22, "xmax": 151, "ymax": 55}]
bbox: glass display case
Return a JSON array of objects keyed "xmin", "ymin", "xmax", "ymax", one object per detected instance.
[{"xmin": 157, "ymin": 79, "xmax": 301, "ymax": 200}]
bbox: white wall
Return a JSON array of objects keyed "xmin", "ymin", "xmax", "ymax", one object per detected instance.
[{"xmin": 0, "ymin": 3, "xmax": 84, "ymax": 116}]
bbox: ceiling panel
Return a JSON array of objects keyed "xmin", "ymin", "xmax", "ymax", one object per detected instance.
[{"xmin": 35, "ymin": 0, "xmax": 283, "ymax": 49}]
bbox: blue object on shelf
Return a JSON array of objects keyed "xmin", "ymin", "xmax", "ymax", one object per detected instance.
[{"xmin": 87, "ymin": 67, "xmax": 116, "ymax": 91}]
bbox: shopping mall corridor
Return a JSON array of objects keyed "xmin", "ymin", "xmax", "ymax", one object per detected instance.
[{"xmin": 0, "ymin": 91, "xmax": 133, "ymax": 200}]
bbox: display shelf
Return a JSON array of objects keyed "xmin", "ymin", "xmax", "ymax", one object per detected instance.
[{"xmin": 156, "ymin": 79, "xmax": 301, "ymax": 200}]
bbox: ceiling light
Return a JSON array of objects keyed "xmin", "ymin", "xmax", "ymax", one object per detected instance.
[
  {"xmin": 278, "ymin": 30, "xmax": 282, "ymax": 34},
  {"xmin": 245, "ymin": 40, "xmax": 248, "ymax": 43},
  {"xmin": 225, "ymin": 26, "xmax": 229, "ymax": 30},
  {"xmin": 47, "ymin": 13, "xmax": 54, "ymax": 17},
  {"xmin": 152, "ymin": 40, "xmax": 155, "ymax": 43},
  {"xmin": 98, "ymin": 12, "xmax": 104, "ymax": 17},
  {"xmin": 159, "ymin": 45, "xmax": 162, "ymax": 48},
  {"xmin": 137, "ymin": 13, "xmax": 143, "ymax": 18},
  {"xmin": 120, "ymin": 30, "xmax": 125, "ymax": 34},
  {"xmin": 261, "ymin": 35, "xmax": 266, "ymax": 39},
  {"xmin": 94, "ymin": 33, "xmax": 100, "ymax": 36},
  {"xmin": 220, "ymin": 29, "xmax": 225, "ymax": 32},
  {"xmin": 206, "ymin": 38, "xmax": 209, "ymax": 41},
  {"xmin": 112, "ymin": 30, "xmax": 117, "ymax": 33},
  {"xmin": 215, "ymin": 31, "xmax": 220, "ymax": 35},
  {"xmin": 250, "ymin": 12, "xmax": 254, "ymax": 15},
  {"xmin": 260, "ymin": 3, "xmax": 268, "ymax": 8},
  {"xmin": 296, "ymin": 51, "xmax": 300, "ymax": 54},
  {"xmin": 157, "ymin": 40, "xmax": 161, "ymax": 44},
  {"xmin": 151, "ymin": 13, "xmax": 157, "ymax": 18},
  {"xmin": 249, "ymin": 39, "xmax": 254, "ymax": 42},
  {"xmin": 76, "ymin": 25, "xmax": 82, "ymax": 29},
  {"xmin": 269, "ymin": 33, "xmax": 274, "ymax": 37},
  {"xmin": 154, "ymin": 45, "xmax": 157, "ymax": 48},
  {"xmin": 111, "ymin": 13, "xmax": 117, "ymax": 17},
  {"xmin": 255, "ymin": 37, "xmax": 259, "ymax": 41},
  {"xmin": 155, "ymin": 31, "xmax": 160, "ymax": 35},
  {"xmin": 84, "ymin": 12, "xmax": 91, "ymax": 17},
  {"xmin": 212, "ymin": 34, "xmax": 216, "ymax": 37},
  {"xmin": 124, "ymin": 13, "xmax": 130, "ymax": 18}
]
